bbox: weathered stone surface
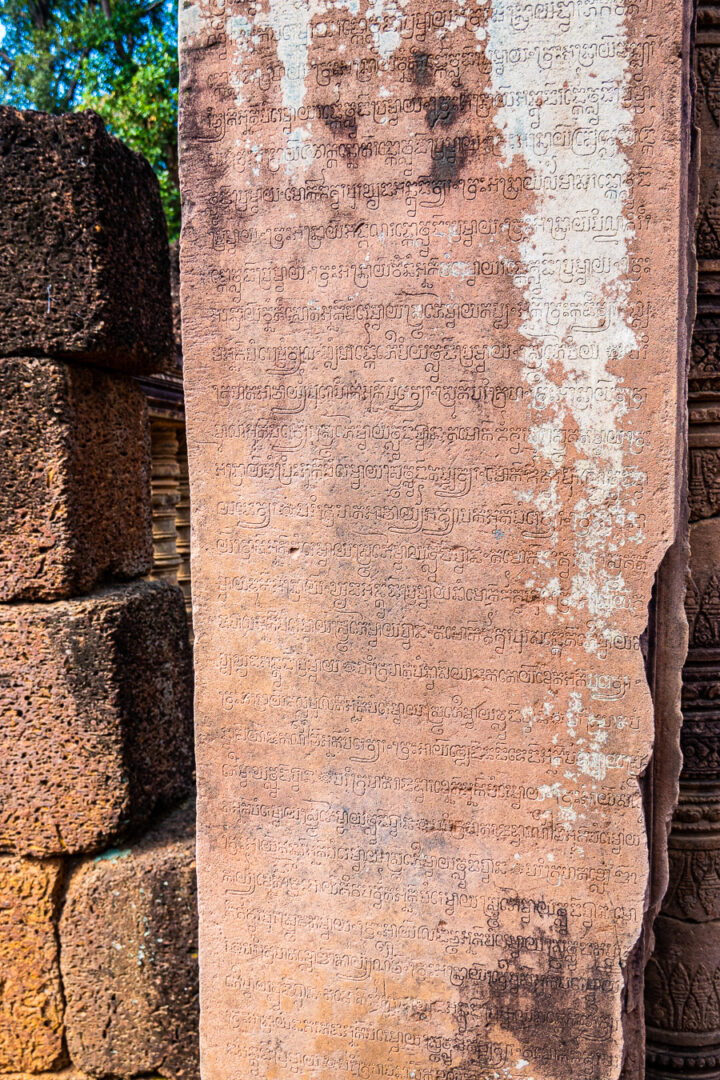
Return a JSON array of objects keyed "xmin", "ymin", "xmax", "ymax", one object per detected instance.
[
  {"xmin": 0, "ymin": 856, "xmax": 65, "ymax": 1072},
  {"xmin": 0, "ymin": 356, "xmax": 152, "ymax": 602},
  {"xmin": 643, "ymin": 22, "xmax": 719, "ymax": 1070},
  {"xmin": 179, "ymin": 1, "xmax": 691, "ymax": 1078},
  {"xmin": 647, "ymin": 916, "xmax": 720, "ymax": 1078},
  {"xmin": 645, "ymin": 518, "xmax": 720, "ymax": 1080},
  {"xmin": 0, "ymin": 107, "xmax": 173, "ymax": 373},
  {"xmin": 60, "ymin": 800, "xmax": 199, "ymax": 1080},
  {"xmin": 0, "ymin": 581, "xmax": 193, "ymax": 857},
  {"xmin": 2, "ymin": 1072, "xmax": 89, "ymax": 1080}
]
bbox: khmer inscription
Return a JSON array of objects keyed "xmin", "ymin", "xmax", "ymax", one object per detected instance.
[{"xmin": 178, "ymin": 0, "xmax": 691, "ymax": 1076}]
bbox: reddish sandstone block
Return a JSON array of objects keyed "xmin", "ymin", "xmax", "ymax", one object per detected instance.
[
  {"xmin": 2, "ymin": 1073, "xmax": 89, "ymax": 1080},
  {"xmin": 60, "ymin": 800, "xmax": 199, "ymax": 1080},
  {"xmin": 0, "ymin": 581, "xmax": 194, "ymax": 857},
  {"xmin": 0, "ymin": 857, "xmax": 65, "ymax": 1072},
  {"xmin": 2, "ymin": 1073, "xmax": 88, "ymax": 1080},
  {"xmin": 0, "ymin": 108, "xmax": 173, "ymax": 373},
  {"xmin": 0, "ymin": 356, "xmax": 152, "ymax": 601}
]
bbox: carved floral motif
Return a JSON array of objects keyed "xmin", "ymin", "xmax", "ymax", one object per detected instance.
[
  {"xmin": 645, "ymin": 19, "xmax": 720, "ymax": 1077},
  {"xmin": 647, "ymin": 955, "xmax": 720, "ymax": 1033}
]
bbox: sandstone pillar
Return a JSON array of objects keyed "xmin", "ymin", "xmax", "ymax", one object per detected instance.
[{"xmin": 179, "ymin": 3, "xmax": 693, "ymax": 1077}]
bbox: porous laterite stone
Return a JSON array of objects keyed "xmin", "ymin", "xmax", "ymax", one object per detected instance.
[
  {"xmin": 0, "ymin": 857, "xmax": 65, "ymax": 1072},
  {"xmin": 0, "ymin": 580, "xmax": 194, "ymax": 857},
  {"xmin": 0, "ymin": 356, "xmax": 152, "ymax": 601},
  {"xmin": 2, "ymin": 1072, "xmax": 89, "ymax": 1080},
  {"xmin": 61, "ymin": 800, "xmax": 199, "ymax": 1080},
  {"xmin": 0, "ymin": 107, "xmax": 173, "ymax": 372}
]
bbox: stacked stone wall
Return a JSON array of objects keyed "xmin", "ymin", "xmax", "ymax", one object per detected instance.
[{"xmin": 0, "ymin": 107, "xmax": 199, "ymax": 1080}]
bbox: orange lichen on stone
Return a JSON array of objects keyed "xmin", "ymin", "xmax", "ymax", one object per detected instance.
[
  {"xmin": 60, "ymin": 801, "xmax": 199, "ymax": 1080},
  {"xmin": 0, "ymin": 856, "xmax": 65, "ymax": 1072}
]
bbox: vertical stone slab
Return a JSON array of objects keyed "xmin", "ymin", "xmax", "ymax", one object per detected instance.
[
  {"xmin": 644, "ymin": 13, "xmax": 718, "ymax": 1074},
  {"xmin": 179, "ymin": 2, "xmax": 692, "ymax": 1077}
]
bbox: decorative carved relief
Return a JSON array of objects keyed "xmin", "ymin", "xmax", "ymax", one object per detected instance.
[
  {"xmin": 691, "ymin": 328, "xmax": 720, "ymax": 393},
  {"xmin": 645, "ymin": 10, "xmax": 720, "ymax": 1077},
  {"xmin": 175, "ymin": 439, "xmax": 193, "ymax": 636},
  {"xmin": 149, "ymin": 421, "xmax": 181, "ymax": 586},
  {"xmin": 695, "ymin": 43, "xmax": 720, "ymax": 259},
  {"xmin": 690, "ymin": 454, "xmax": 720, "ymax": 522},
  {"xmin": 648, "ymin": 541, "xmax": 720, "ymax": 1074},
  {"xmin": 664, "ymin": 844, "xmax": 720, "ymax": 921},
  {"xmin": 698, "ymin": 47, "xmax": 720, "ymax": 127},
  {"xmin": 647, "ymin": 916, "xmax": 720, "ymax": 1077},
  {"xmin": 647, "ymin": 956, "xmax": 720, "ymax": 1034}
]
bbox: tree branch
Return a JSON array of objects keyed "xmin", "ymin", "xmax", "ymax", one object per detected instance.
[
  {"xmin": 29, "ymin": 0, "xmax": 52, "ymax": 29},
  {"xmin": 60, "ymin": 46, "xmax": 91, "ymax": 111},
  {"xmin": 0, "ymin": 48, "xmax": 16, "ymax": 81}
]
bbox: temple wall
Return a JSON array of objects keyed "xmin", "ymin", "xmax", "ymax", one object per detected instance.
[{"xmin": 0, "ymin": 107, "xmax": 199, "ymax": 1080}]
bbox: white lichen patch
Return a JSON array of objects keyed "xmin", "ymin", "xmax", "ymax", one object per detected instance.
[
  {"xmin": 226, "ymin": 14, "xmax": 253, "ymax": 105},
  {"xmin": 485, "ymin": 0, "xmax": 641, "ymax": 652},
  {"xmin": 280, "ymin": 125, "xmax": 313, "ymax": 178},
  {"xmin": 365, "ymin": 0, "xmax": 408, "ymax": 59},
  {"xmin": 254, "ymin": 0, "xmax": 326, "ymax": 111},
  {"xmin": 179, "ymin": 0, "xmax": 203, "ymax": 43},
  {"xmin": 577, "ymin": 749, "xmax": 610, "ymax": 781}
]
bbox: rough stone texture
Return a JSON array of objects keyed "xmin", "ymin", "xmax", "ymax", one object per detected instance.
[
  {"xmin": 179, "ymin": 0, "xmax": 691, "ymax": 1077},
  {"xmin": 0, "ymin": 107, "xmax": 173, "ymax": 373},
  {"xmin": 623, "ymin": 530, "xmax": 689, "ymax": 1080},
  {"xmin": 0, "ymin": 356, "xmax": 152, "ymax": 602},
  {"xmin": 60, "ymin": 800, "xmax": 199, "ymax": 1080},
  {"xmin": 647, "ymin": 916, "xmax": 720, "ymax": 1077},
  {"xmin": 644, "ymin": 13, "xmax": 720, "ymax": 1076},
  {"xmin": 0, "ymin": 856, "xmax": 65, "ymax": 1072},
  {"xmin": 0, "ymin": 580, "xmax": 193, "ymax": 857},
  {"xmin": 2, "ymin": 1073, "xmax": 89, "ymax": 1080}
]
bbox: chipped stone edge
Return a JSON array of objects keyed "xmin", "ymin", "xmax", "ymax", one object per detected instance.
[{"xmin": 619, "ymin": 4, "xmax": 696, "ymax": 1075}]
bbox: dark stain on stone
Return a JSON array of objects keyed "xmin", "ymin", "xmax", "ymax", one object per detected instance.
[
  {"xmin": 424, "ymin": 94, "xmax": 470, "ymax": 181},
  {"xmin": 322, "ymin": 107, "xmax": 357, "ymax": 141},
  {"xmin": 413, "ymin": 52, "xmax": 432, "ymax": 86},
  {"xmin": 449, "ymin": 950, "xmax": 618, "ymax": 1080},
  {"xmin": 425, "ymin": 93, "xmax": 467, "ymax": 130},
  {"xmin": 428, "ymin": 139, "xmax": 468, "ymax": 183}
]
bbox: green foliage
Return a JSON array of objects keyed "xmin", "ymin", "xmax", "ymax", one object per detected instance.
[{"xmin": 0, "ymin": 0, "xmax": 179, "ymax": 237}]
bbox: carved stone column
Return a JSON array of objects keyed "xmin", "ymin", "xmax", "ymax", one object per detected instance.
[
  {"xmin": 645, "ymin": 9, "xmax": 720, "ymax": 1076},
  {"xmin": 645, "ymin": 516, "xmax": 720, "ymax": 1079},
  {"xmin": 149, "ymin": 420, "xmax": 181, "ymax": 586},
  {"xmin": 176, "ymin": 437, "xmax": 193, "ymax": 636}
]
